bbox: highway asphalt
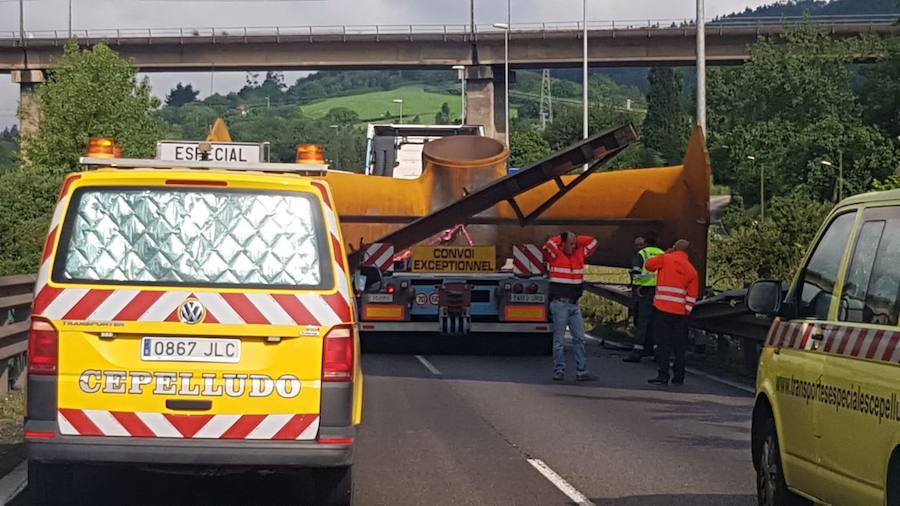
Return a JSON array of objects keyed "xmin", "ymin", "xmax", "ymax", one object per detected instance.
[{"xmin": 9, "ymin": 338, "xmax": 756, "ymax": 505}]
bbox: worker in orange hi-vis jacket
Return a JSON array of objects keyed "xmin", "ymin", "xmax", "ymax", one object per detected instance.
[
  {"xmin": 644, "ymin": 239, "xmax": 699, "ymax": 386},
  {"xmin": 543, "ymin": 232, "xmax": 598, "ymax": 383}
]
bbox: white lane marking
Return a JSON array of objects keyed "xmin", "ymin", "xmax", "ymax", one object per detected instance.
[
  {"xmin": 415, "ymin": 355, "xmax": 441, "ymax": 376},
  {"xmin": 683, "ymin": 367, "xmax": 755, "ymax": 395},
  {"xmin": 586, "ymin": 333, "xmax": 755, "ymax": 395},
  {"xmin": 0, "ymin": 460, "xmax": 27, "ymax": 505},
  {"xmin": 527, "ymin": 458, "xmax": 595, "ymax": 506}
]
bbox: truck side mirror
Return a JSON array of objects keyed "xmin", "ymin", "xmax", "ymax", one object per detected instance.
[
  {"xmin": 357, "ymin": 265, "xmax": 383, "ymax": 292},
  {"xmin": 747, "ymin": 280, "xmax": 783, "ymax": 316}
]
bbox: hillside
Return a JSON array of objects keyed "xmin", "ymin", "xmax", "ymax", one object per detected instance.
[
  {"xmin": 301, "ymin": 85, "xmax": 461, "ymax": 123},
  {"xmin": 723, "ymin": 0, "xmax": 900, "ymax": 18}
]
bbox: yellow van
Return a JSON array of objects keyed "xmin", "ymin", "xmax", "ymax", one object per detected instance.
[
  {"xmin": 748, "ymin": 189, "xmax": 900, "ymax": 505},
  {"xmin": 25, "ymin": 145, "xmax": 362, "ymax": 505}
]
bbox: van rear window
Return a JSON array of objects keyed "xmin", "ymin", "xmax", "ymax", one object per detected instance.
[{"xmin": 54, "ymin": 187, "xmax": 332, "ymax": 290}]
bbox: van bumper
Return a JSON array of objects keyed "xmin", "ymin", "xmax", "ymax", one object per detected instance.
[{"xmin": 27, "ymin": 429, "xmax": 354, "ymax": 468}]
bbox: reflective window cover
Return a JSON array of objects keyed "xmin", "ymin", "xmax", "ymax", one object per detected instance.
[{"xmin": 59, "ymin": 188, "xmax": 326, "ymax": 288}]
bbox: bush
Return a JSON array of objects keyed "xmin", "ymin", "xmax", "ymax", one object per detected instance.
[
  {"xmin": 0, "ymin": 169, "xmax": 64, "ymax": 275},
  {"xmin": 709, "ymin": 192, "xmax": 833, "ymax": 290}
]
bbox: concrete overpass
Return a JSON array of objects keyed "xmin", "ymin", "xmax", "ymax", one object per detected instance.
[
  {"xmin": 3, "ymin": 15, "xmax": 898, "ymax": 141},
  {"xmin": 1, "ymin": 16, "xmax": 897, "ymax": 72}
]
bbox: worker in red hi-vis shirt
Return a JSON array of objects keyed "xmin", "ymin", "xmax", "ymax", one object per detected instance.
[
  {"xmin": 644, "ymin": 239, "xmax": 699, "ymax": 386},
  {"xmin": 543, "ymin": 232, "xmax": 599, "ymax": 382}
]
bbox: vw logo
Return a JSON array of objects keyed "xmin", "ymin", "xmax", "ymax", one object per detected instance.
[{"xmin": 178, "ymin": 299, "xmax": 206, "ymax": 324}]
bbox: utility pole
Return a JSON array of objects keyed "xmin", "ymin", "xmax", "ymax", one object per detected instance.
[
  {"xmin": 539, "ymin": 69, "xmax": 553, "ymax": 130},
  {"xmin": 68, "ymin": 0, "xmax": 72, "ymax": 39},
  {"xmin": 696, "ymin": 0, "xmax": 707, "ymax": 136},
  {"xmin": 582, "ymin": 0, "xmax": 588, "ymax": 140}
]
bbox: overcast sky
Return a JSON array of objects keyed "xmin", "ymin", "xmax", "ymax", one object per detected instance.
[{"xmin": 0, "ymin": 0, "xmax": 771, "ymax": 128}]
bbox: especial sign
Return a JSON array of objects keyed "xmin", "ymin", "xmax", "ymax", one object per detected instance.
[{"xmin": 411, "ymin": 246, "xmax": 496, "ymax": 273}]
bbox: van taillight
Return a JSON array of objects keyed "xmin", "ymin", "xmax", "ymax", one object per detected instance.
[
  {"xmin": 27, "ymin": 318, "xmax": 58, "ymax": 376},
  {"xmin": 322, "ymin": 325, "xmax": 354, "ymax": 382}
]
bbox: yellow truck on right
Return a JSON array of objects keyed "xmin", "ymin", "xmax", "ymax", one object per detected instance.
[{"xmin": 748, "ymin": 188, "xmax": 900, "ymax": 505}]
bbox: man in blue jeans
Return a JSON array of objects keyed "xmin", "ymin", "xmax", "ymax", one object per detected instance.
[{"xmin": 544, "ymin": 232, "xmax": 598, "ymax": 382}]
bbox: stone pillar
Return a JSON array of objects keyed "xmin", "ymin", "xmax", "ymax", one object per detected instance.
[
  {"xmin": 12, "ymin": 70, "xmax": 45, "ymax": 140},
  {"xmin": 463, "ymin": 65, "xmax": 512, "ymax": 144}
]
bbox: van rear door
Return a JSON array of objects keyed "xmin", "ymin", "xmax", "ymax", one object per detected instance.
[{"xmin": 33, "ymin": 179, "xmax": 352, "ymax": 441}]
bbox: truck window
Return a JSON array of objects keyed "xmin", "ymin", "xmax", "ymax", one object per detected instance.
[
  {"xmin": 795, "ymin": 211, "xmax": 856, "ymax": 320},
  {"xmin": 839, "ymin": 206, "xmax": 900, "ymax": 326},
  {"xmin": 54, "ymin": 187, "xmax": 332, "ymax": 290}
]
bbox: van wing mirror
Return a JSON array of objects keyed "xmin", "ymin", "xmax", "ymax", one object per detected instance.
[
  {"xmin": 357, "ymin": 265, "xmax": 384, "ymax": 292},
  {"xmin": 746, "ymin": 280, "xmax": 783, "ymax": 316}
]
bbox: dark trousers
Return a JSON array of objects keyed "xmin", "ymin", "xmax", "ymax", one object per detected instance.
[
  {"xmin": 654, "ymin": 311, "xmax": 688, "ymax": 380},
  {"xmin": 633, "ymin": 286, "xmax": 656, "ymax": 354}
]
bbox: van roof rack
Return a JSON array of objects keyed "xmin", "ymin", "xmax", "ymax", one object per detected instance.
[{"xmin": 78, "ymin": 157, "xmax": 329, "ymax": 175}]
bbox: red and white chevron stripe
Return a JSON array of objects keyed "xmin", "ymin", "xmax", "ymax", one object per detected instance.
[
  {"xmin": 57, "ymin": 409, "xmax": 319, "ymax": 440},
  {"xmin": 361, "ymin": 243, "xmax": 395, "ymax": 273},
  {"xmin": 32, "ymin": 179, "xmax": 353, "ymax": 327},
  {"xmin": 512, "ymin": 244, "xmax": 545, "ymax": 276},
  {"xmin": 765, "ymin": 319, "xmax": 900, "ymax": 364}
]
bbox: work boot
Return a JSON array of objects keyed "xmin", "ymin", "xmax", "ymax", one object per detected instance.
[
  {"xmin": 647, "ymin": 375, "xmax": 669, "ymax": 385},
  {"xmin": 575, "ymin": 371, "xmax": 597, "ymax": 382},
  {"xmin": 671, "ymin": 377, "xmax": 685, "ymax": 385},
  {"xmin": 622, "ymin": 350, "xmax": 643, "ymax": 363},
  {"xmin": 552, "ymin": 371, "xmax": 565, "ymax": 382}
]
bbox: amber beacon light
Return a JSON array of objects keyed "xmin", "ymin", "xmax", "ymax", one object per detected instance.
[
  {"xmin": 85, "ymin": 137, "xmax": 120, "ymax": 158},
  {"xmin": 296, "ymin": 144, "xmax": 325, "ymax": 165}
]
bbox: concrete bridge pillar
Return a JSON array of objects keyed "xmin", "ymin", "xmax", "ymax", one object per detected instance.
[
  {"xmin": 12, "ymin": 70, "xmax": 45, "ymax": 140},
  {"xmin": 463, "ymin": 65, "xmax": 512, "ymax": 145}
]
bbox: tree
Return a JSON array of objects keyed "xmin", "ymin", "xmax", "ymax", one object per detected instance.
[
  {"xmin": 434, "ymin": 102, "xmax": 452, "ymax": 124},
  {"xmin": 324, "ymin": 107, "xmax": 360, "ymax": 126},
  {"xmin": 542, "ymin": 106, "xmax": 643, "ymax": 152},
  {"xmin": 641, "ymin": 67, "xmax": 691, "ymax": 165},
  {"xmin": 2, "ymin": 42, "xmax": 163, "ymax": 275},
  {"xmin": 0, "ymin": 125, "xmax": 18, "ymax": 172},
  {"xmin": 509, "ymin": 130, "xmax": 552, "ymax": 168},
  {"xmin": 709, "ymin": 193, "xmax": 833, "ymax": 289},
  {"xmin": 21, "ymin": 41, "xmax": 164, "ymax": 174},
  {"xmin": 858, "ymin": 40, "xmax": 900, "ymax": 139},
  {"xmin": 708, "ymin": 28, "xmax": 899, "ymax": 203},
  {"xmin": 165, "ymin": 82, "xmax": 200, "ymax": 107}
]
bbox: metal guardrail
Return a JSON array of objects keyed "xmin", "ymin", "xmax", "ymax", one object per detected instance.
[
  {"xmin": 1, "ymin": 14, "xmax": 896, "ymax": 44},
  {"xmin": 0, "ymin": 274, "xmax": 34, "ymax": 394},
  {"xmin": 586, "ymin": 282, "xmax": 778, "ymax": 372}
]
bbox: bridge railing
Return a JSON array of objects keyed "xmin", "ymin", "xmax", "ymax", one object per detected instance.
[
  {"xmin": 0, "ymin": 275, "xmax": 34, "ymax": 395},
  {"xmin": 1, "ymin": 13, "xmax": 896, "ymax": 44}
]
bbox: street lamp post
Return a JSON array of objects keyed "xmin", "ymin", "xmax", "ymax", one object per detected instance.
[
  {"xmin": 452, "ymin": 65, "xmax": 466, "ymax": 124},
  {"xmin": 748, "ymin": 155, "xmax": 764, "ymax": 221},
  {"xmin": 392, "ymin": 98, "xmax": 403, "ymax": 124},
  {"xmin": 696, "ymin": 0, "xmax": 706, "ymax": 135},
  {"xmin": 821, "ymin": 150, "xmax": 844, "ymax": 202},
  {"xmin": 492, "ymin": 22, "xmax": 510, "ymax": 146}
]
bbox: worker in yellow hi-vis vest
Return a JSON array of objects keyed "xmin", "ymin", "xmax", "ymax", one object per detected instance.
[{"xmin": 624, "ymin": 233, "xmax": 664, "ymax": 363}]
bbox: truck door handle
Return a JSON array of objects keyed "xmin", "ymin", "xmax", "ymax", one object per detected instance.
[{"xmin": 166, "ymin": 399, "xmax": 212, "ymax": 411}]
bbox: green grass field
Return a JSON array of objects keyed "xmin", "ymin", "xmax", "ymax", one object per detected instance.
[{"xmin": 301, "ymin": 85, "xmax": 462, "ymax": 123}]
